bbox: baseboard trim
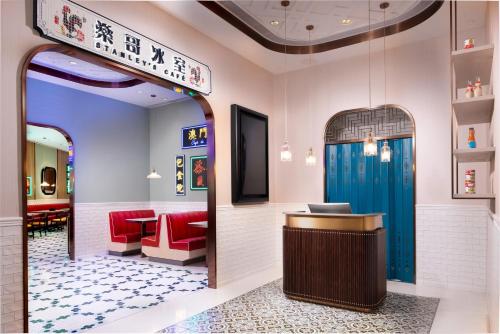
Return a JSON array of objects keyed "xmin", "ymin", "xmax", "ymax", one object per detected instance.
[
  {"xmin": 108, "ymin": 249, "xmax": 141, "ymax": 256},
  {"xmin": 148, "ymin": 255, "xmax": 206, "ymax": 266}
]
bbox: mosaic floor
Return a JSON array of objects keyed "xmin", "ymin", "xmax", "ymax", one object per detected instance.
[
  {"xmin": 28, "ymin": 229, "xmax": 208, "ymax": 333},
  {"xmin": 163, "ymin": 279, "xmax": 439, "ymax": 333}
]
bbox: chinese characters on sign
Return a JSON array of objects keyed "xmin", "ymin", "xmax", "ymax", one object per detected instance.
[
  {"xmin": 36, "ymin": 0, "xmax": 211, "ymax": 95},
  {"xmin": 182, "ymin": 125, "xmax": 208, "ymax": 149},
  {"xmin": 175, "ymin": 155, "xmax": 185, "ymax": 196},
  {"xmin": 190, "ymin": 156, "xmax": 208, "ymax": 191}
]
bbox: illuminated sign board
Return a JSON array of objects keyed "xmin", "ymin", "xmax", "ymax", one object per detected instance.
[{"xmin": 34, "ymin": 0, "xmax": 212, "ymax": 95}]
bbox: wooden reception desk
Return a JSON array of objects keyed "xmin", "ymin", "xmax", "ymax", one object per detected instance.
[{"xmin": 283, "ymin": 212, "xmax": 386, "ymax": 312}]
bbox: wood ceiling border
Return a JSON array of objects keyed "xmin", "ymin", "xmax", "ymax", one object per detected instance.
[{"xmin": 198, "ymin": 1, "xmax": 443, "ymax": 54}]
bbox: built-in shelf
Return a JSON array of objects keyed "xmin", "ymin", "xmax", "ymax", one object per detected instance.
[
  {"xmin": 453, "ymin": 147, "xmax": 495, "ymax": 162},
  {"xmin": 453, "ymin": 193, "xmax": 496, "ymax": 199},
  {"xmin": 452, "ymin": 44, "xmax": 494, "ymax": 88},
  {"xmin": 453, "ymin": 95, "xmax": 494, "ymax": 125}
]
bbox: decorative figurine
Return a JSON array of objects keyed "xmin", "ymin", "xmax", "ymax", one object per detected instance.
[
  {"xmin": 474, "ymin": 77, "xmax": 483, "ymax": 97},
  {"xmin": 467, "ymin": 127, "xmax": 476, "ymax": 148},
  {"xmin": 465, "ymin": 81, "xmax": 474, "ymax": 98},
  {"xmin": 464, "ymin": 38, "xmax": 475, "ymax": 49},
  {"xmin": 465, "ymin": 169, "xmax": 476, "ymax": 194}
]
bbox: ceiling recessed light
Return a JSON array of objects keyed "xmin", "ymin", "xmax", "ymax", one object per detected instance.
[
  {"xmin": 150, "ymin": 94, "xmax": 156, "ymax": 98},
  {"xmin": 69, "ymin": 61, "xmax": 78, "ymax": 65},
  {"xmin": 42, "ymin": 137, "xmax": 47, "ymax": 140},
  {"xmin": 341, "ymin": 18, "xmax": 352, "ymax": 25},
  {"xmin": 270, "ymin": 20, "xmax": 280, "ymax": 26},
  {"xmin": 138, "ymin": 90, "xmax": 143, "ymax": 94}
]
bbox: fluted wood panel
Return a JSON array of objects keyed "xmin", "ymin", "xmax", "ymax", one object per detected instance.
[{"xmin": 283, "ymin": 227, "xmax": 386, "ymax": 312}]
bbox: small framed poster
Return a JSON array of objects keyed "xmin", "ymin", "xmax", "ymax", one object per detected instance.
[
  {"xmin": 190, "ymin": 155, "xmax": 208, "ymax": 190},
  {"xmin": 182, "ymin": 124, "xmax": 208, "ymax": 149},
  {"xmin": 26, "ymin": 176, "xmax": 33, "ymax": 196},
  {"xmin": 175, "ymin": 155, "xmax": 185, "ymax": 196}
]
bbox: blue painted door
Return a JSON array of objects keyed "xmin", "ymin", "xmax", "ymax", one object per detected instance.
[{"xmin": 325, "ymin": 138, "xmax": 414, "ymax": 283}]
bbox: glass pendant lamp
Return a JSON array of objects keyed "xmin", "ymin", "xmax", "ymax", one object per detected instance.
[
  {"xmin": 305, "ymin": 147, "xmax": 317, "ymax": 166},
  {"xmin": 305, "ymin": 24, "xmax": 317, "ymax": 166},
  {"xmin": 280, "ymin": 0, "xmax": 292, "ymax": 162},
  {"xmin": 380, "ymin": 2, "xmax": 391, "ymax": 163},
  {"xmin": 363, "ymin": 132, "xmax": 377, "ymax": 156},
  {"xmin": 381, "ymin": 140, "xmax": 391, "ymax": 162}
]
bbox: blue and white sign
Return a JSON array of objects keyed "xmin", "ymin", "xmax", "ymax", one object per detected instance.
[
  {"xmin": 182, "ymin": 124, "xmax": 208, "ymax": 149},
  {"xmin": 35, "ymin": 0, "xmax": 212, "ymax": 95}
]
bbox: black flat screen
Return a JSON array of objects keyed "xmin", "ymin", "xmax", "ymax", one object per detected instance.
[{"xmin": 231, "ymin": 104, "xmax": 269, "ymax": 203}]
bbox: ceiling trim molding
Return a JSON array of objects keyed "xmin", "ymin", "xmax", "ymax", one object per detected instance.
[
  {"xmin": 198, "ymin": 0, "xmax": 443, "ymax": 54},
  {"xmin": 27, "ymin": 63, "xmax": 144, "ymax": 88}
]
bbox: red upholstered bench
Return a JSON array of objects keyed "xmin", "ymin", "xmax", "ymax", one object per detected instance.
[
  {"xmin": 108, "ymin": 209, "xmax": 156, "ymax": 256},
  {"xmin": 141, "ymin": 211, "xmax": 207, "ymax": 265},
  {"xmin": 27, "ymin": 203, "xmax": 71, "ymax": 232}
]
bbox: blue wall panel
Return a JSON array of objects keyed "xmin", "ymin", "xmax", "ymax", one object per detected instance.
[{"xmin": 326, "ymin": 138, "xmax": 414, "ymax": 283}]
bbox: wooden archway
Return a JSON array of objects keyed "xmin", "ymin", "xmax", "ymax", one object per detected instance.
[{"xmin": 21, "ymin": 43, "xmax": 217, "ymax": 331}]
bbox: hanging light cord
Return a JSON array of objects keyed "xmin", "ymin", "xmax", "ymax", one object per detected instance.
[
  {"xmin": 383, "ymin": 4, "xmax": 387, "ymax": 113},
  {"xmin": 284, "ymin": 4, "xmax": 288, "ymax": 142},
  {"xmin": 368, "ymin": 0, "xmax": 372, "ymax": 111},
  {"xmin": 308, "ymin": 28, "xmax": 312, "ymax": 145}
]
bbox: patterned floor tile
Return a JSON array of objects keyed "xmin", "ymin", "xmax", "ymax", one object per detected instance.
[
  {"xmin": 29, "ymin": 229, "xmax": 207, "ymax": 333},
  {"xmin": 162, "ymin": 279, "xmax": 439, "ymax": 333}
]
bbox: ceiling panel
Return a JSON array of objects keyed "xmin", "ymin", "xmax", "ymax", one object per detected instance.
[{"xmin": 27, "ymin": 125, "xmax": 69, "ymax": 152}]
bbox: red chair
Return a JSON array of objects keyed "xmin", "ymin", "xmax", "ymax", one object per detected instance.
[
  {"xmin": 108, "ymin": 210, "xmax": 156, "ymax": 255},
  {"xmin": 141, "ymin": 211, "xmax": 207, "ymax": 265}
]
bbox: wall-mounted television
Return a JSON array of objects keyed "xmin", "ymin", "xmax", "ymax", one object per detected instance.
[{"xmin": 231, "ymin": 104, "xmax": 269, "ymax": 204}]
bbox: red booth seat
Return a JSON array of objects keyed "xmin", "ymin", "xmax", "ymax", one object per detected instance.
[
  {"xmin": 27, "ymin": 203, "xmax": 70, "ymax": 212},
  {"xmin": 108, "ymin": 209, "xmax": 156, "ymax": 255},
  {"xmin": 141, "ymin": 211, "xmax": 207, "ymax": 265}
]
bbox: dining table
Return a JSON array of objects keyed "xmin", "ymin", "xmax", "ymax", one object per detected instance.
[
  {"xmin": 126, "ymin": 217, "xmax": 158, "ymax": 238},
  {"xmin": 188, "ymin": 221, "xmax": 208, "ymax": 228}
]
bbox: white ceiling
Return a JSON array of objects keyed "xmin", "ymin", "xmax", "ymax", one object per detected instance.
[
  {"xmin": 153, "ymin": 1, "xmax": 487, "ymax": 74},
  {"xmin": 28, "ymin": 52, "xmax": 188, "ymax": 108},
  {"xmin": 27, "ymin": 125, "xmax": 69, "ymax": 152},
  {"xmin": 223, "ymin": 0, "xmax": 424, "ymax": 44},
  {"xmin": 32, "ymin": 52, "xmax": 134, "ymax": 82}
]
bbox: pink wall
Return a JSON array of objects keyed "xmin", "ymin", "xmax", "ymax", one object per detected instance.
[{"xmin": 271, "ymin": 8, "xmax": 491, "ymax": 207}]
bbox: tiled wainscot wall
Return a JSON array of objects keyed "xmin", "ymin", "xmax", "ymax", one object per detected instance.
[
  {"xmin": 416, "ymin": 205, "xmax": 488, "ymax": 291},
  {"xmin": 75, "ymin": 202, "xmax": 207, "ymax": 257},
  {"xmin": 0, "ymin": 217, "xmax": 23, "ymax": 333},
  {"xmin": 487, "ymin": 213, "xmax": 500, "ymax": 332}
]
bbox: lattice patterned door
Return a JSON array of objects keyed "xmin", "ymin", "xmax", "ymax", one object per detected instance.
[{"xmin": 325, "ymin": 138, "xmax": 414, "ymax": 283}]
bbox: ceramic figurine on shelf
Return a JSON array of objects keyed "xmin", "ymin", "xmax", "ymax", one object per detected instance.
[
  {"xmin": 464, "ymin": 38, "xmax": 475, "ymax": 49},
  {"xmin": 467, "ymin": 127, "xmax": 476, "ymax": 148},
  {"xmin": 474, "ymin": 77, "xmax": 483, "ymax": 97},
  {"xmin": 465, "ymin": 81, "xmax": 474, "ymax": 98},
  {"xmin": 465, "ymin": 169, "xmax": 476, "ymax": 194}
]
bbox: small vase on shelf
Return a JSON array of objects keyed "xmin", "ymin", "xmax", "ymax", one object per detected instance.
[
  {"xmin": 465, "ymin": 169, "xmax": 476, "ymax": 194},
  {"xmin": 464, "ymin": 38, "xmax": 475, "ymax": 49},
  {"xmin": 467, "ymin": 127, "xmax": 476, "ymax": 148},
  {"xmin": 473, "ymin": 77, "xmax": 483, "ymax": 97},
  {"xmin": 465, "ymin": 81, "xmax": 474, "ymax": 99}
]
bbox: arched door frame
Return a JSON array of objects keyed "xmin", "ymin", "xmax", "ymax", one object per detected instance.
[
  {"xmin": 323, "ymin": 104, "xmax": 416, "ymax": 283},
  {"xmin": 21, "ymin": 43, "xmax": 217, "ymax": 332},
  {"xmin": 26, "ymin": 122, "xmax": 76, "ymax": 260}
]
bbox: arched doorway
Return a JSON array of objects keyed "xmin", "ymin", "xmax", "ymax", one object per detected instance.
[
  {"xmin": 21, "ymin": 43, "xmax": 217, "ymax": 332},
  {"xmin": 324, "ymin": 105, "xmax": 416, "ymax": 283}
]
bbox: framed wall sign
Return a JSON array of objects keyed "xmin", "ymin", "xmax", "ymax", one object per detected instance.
[
  {"xmin": 182, "ymin": 124, "xmax": 208, "ymax": 149},
  {"xmin": 34, "ymin": 0, "xmax": 212, "ymax": 95},
  {"xmin": 190, "ymin": 155, "xmax": 208, "ymax": 191},
  {"xmin": 175, "ymin": 155, "xmax": 185, "ymax": 196},
  {"xmin": 26, "ymin": 177, "xmax": 33, "ymax": 197}
]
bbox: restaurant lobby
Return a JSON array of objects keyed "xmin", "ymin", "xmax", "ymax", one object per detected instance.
[{"xmin": 1, "ymin": 0, "xmax": 500, "ymax": 333}]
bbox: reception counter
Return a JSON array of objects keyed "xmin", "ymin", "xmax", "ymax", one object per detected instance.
[{"xmin": 283, "ymin": 211, "xmax": 386, "ymax": 312}]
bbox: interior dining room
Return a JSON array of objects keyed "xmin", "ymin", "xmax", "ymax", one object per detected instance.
[
  {"xmin": 23, "ymin": 50, "xmax": 211, "ymax": 332},
  {"xmin": 1, "ymin": 0, "xmax": 500, "ymax": 333}
]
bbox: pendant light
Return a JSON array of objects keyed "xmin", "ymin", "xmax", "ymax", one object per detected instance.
[
  {"xmin": 280, "ymin": 0, "xmax": 292, "ymax": 162},
  {"xmin": 363, "ymin": 0, "xmax": 377, "ymax": 157},
  {"xmin": 147, "ymin": 169, "xmax": 162, "ymax": 179},
  {"xmin": 380, "ymin": 2, "xmax": 391, "ymax": 163},
  {"xmin": 305, "ymin": 24, "xmax": 317, "ymax": 167}
]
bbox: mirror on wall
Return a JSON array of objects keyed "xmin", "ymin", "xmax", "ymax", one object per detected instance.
[{"xmin": 41, "ymin": 166, "xmax": 56, "ymax": 195}]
